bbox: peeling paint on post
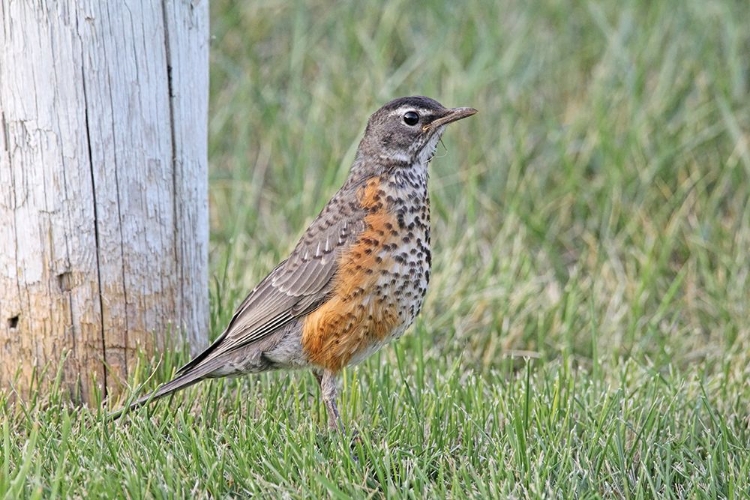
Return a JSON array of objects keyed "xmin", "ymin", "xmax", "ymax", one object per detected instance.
[{"xmin": 0, "ymin": 0, "xmax": 209, "ymax": 404}]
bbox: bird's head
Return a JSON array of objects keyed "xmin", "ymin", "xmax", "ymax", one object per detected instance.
[{"xmin": 355, "ymin": 96, "xmax": 477, "ymax": 168}]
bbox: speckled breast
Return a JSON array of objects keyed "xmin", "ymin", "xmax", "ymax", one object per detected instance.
[{"xmin": 301, "ymin": 168, "xmax": 431, "ymax": 371}]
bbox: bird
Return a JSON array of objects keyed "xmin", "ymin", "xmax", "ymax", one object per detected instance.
[{"xmin": 116, "ymin": 96, "xmax": 477, "ymax": 431}]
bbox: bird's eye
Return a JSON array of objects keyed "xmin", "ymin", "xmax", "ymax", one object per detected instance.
[{"xmin": 403, "ymin": 111, "xmax": 419, "ymax": 126}]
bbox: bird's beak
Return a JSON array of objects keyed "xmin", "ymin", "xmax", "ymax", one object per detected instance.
[{"xmin": 424, "ymin": 107, "xmax": 478, "ymax": 131}]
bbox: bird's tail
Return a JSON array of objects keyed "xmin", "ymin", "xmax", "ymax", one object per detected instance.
[{"xmin": 108, "ymin": 366, "xmax": 211, "ymax": 420}]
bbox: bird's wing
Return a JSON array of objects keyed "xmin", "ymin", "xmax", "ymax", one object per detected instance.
[{"xmin": 175, "ymin": 207, "xmax": 364, "ymax": 376}]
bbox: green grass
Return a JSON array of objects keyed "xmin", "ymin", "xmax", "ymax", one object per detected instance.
[{"xmin": 3, "ymin": 0, "xmax": 750, "ymax": 497}]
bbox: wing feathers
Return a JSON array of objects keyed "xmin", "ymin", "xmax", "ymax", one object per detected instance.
[{"xmin": 182, "ymin": 214, "xmax": 362, "ymax": 371}]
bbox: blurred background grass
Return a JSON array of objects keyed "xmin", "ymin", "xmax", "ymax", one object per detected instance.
[{"xmin": 208, "ymin": 0, "xmax": 749, "ymax": 374}]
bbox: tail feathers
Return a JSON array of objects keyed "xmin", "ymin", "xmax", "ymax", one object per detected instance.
[
  {"xmin": 109, "ymin": 367, "xmax": 211, "ymax": 420},
  {"xmin": 132, "ymin": 372, "xmax": 205, "ymax": 408}
]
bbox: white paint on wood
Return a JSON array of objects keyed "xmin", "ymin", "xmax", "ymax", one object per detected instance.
[{"xmin": 0, "ymin": 0, "xmax": 209, "ymax": 403}]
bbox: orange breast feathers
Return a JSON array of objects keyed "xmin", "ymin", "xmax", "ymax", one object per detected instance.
[{"xmin": 301, "ymin": 177, "xmax": 401, "ymax": 372}]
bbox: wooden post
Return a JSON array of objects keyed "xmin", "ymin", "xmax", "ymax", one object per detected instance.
[{"xmin": 0, "ymin": 0, "xmax": 209, "ymax": 404}]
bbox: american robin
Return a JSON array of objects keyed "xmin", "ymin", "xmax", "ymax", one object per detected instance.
[{"xmin": 119, "ymin": 96, "xmax": 477, "ymax": 431}]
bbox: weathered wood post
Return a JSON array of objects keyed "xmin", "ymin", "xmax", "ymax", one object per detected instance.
[{"xmin": 0, "ymin": 1, "xmax": 209, "ymax": 404}]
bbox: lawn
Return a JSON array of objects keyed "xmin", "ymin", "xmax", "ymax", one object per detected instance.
[{"xmin": 3, "ymin": 0, "xmax": 750, "ymax": 497}]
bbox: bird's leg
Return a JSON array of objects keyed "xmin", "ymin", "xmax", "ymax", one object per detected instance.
[{"xmin": 314, "ymin": 369, "xmax": 343, "ymax": 432}]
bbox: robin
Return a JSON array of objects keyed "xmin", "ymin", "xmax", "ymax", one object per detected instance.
[{"xmin": 119, "ymin": 96, "xmax": 477, "ymax": 431}]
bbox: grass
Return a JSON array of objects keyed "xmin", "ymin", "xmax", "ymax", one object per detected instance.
[{"xmin": 3, "ymin": 0, "xmax": 750, "ymax": 497}]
